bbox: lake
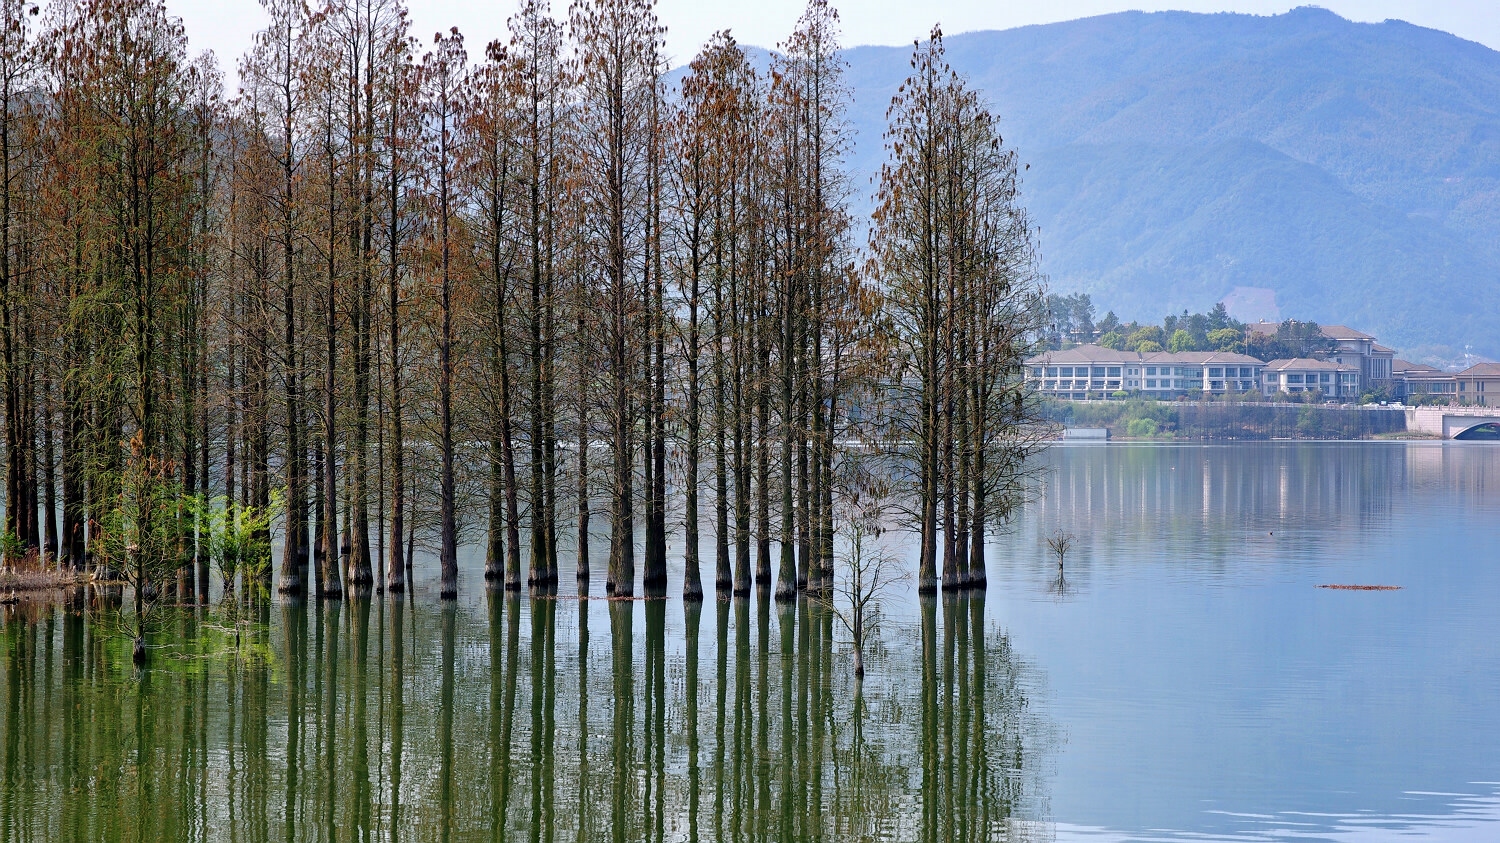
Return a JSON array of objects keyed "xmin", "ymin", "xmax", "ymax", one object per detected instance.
[{"xmin": 1, "ymin": 441, "xmax": 1497, "ymax": 841}]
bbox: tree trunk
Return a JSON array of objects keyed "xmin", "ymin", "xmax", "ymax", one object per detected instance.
[
  {"xmin": 576, "ymin": 301, "xmax": 591, "ymax": 586},
  {"xmin": 683, "ymin": 257, "xmax": 703, "ymax": 601},
  {"xmin": 42, "ymin": 379, "xmax": 58, "ymax": 569},
  {"xmin": 321, "ymin": 215, "xmax": 342, "ymax": 599},
  {"xmin": 387, "ymin": 203, "xmax": 405, "ymax": 594}
]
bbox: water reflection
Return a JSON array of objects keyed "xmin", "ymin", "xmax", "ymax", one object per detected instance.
[
  {"xmin": 994, "ymin": 442, "xmax": 1500, "ymax": 840},
  {"xmin": 13, "ymin": 444, "xmax": 1497, "ymax": 840},
  {"xmin": 0, "ymin": 588, "xmax": 1044, "ymax": 841},
  {"xmin": 1019, "ymin": 442, "xmax": 1498, "ymax": 593}
]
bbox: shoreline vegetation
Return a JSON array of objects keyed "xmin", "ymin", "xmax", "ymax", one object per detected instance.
[
  {"xmin": 1046, "ymin": 397, "xmax": 1413, "ymax": 440},
  {"xmin": 0, "ymin": 563, "xmax": 97, "ymax": 599},
  {"xmin": 0, "ymin": 0, "xmax": 1051, "ymax": 665}
]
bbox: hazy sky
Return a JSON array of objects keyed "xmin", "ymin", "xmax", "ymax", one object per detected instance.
[{"xmin": 173, "ymin": 0, "xmax": 1499, "ymax": 81}]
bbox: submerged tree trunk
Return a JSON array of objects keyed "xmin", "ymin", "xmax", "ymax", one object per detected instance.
[
  {"xmin": 386, "ymin": 176, "xmax": 406, "ymax": 594},
  {"xmin": 424, "ymin": 32, "xmax": 466, "ymax": 601},
  {"xmin": 576, "ymin": 297, "xmax": 591, "ymax": 587}
]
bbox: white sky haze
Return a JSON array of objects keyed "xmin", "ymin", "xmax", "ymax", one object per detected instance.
[{"xmin": 169, "ymin": 0, "xmax": 1500, "ymax": 84}]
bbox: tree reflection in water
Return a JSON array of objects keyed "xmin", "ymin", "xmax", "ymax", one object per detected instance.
[{"xmin": 0, "ymin": 587, "xmax": 1050, "ymax": 841}]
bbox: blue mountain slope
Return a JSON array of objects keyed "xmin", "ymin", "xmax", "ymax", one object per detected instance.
[
  {"xmin": 1025, "ymin": 140, "xmax": 1492, "ymax": 341},
  {"xmin": 831, "ymin": 7, "xmax": 1500, "ymax": 357}
]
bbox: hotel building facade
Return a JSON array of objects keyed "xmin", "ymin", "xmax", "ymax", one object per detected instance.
[
  {"xmin": 1261, "ymin": 358, "xmax": 1361, "ymax": 400},
  {"xmin": 1028, "ymin": 324, "xmax": 1493, "ymax": 405},
  {"xmin": 1394, "ymin": 361, "xmax": 1500, "ymax": 406},
  {"xmin": 1025, "ymin": 346, "xmax": 1265, "ymax": 400}
]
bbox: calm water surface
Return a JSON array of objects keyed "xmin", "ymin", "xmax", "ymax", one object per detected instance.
[{"xmin": 1, "ymin": 442, "xmax": 1496, "ymax": 842}]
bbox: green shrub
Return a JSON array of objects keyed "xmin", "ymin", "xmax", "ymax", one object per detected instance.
[
  {"xmin": 1207, "ymin": 327, "xmax": 1242, "ymax": 351},
  {"xmin": 1126, "ymin": 326, "xmax": 1164, "ymax": 350},
  {"xmin": 1296, "ymin": 404, "xmax": 1321, "ymax": 436},
  {"xmin": 1127, "ymin": 417, "xmax": 1159, "ymax": 437}
]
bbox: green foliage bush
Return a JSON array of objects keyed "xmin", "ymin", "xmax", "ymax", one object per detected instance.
[
  {"xmin": 1126, "ymin": 326, "xmax": 1164, "ymax": 350},
  {"xmin": 1207, "ymin": 327, "xmax": 1242, "ymax": 351},
  {"xmin": 1043, "ymin": 394, "xmax": 1404, "ymax": 439},
  {"xmin": 184, "ymin": 492, "xmax": 283, "ymax": 587}
]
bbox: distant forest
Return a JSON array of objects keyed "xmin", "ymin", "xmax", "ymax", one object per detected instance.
[
  {"xmin": 0, "ymin": 0, "xmax": 1048, "ymax": 617},
  {"xmin": 1043, "ymin": 293, "xmax": 1337, "ymax": 361}
]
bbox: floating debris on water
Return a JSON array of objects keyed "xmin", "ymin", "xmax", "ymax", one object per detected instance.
[{"xmin": 1317, "ymin": 584, "xmax": 1402, "ymax": 591}]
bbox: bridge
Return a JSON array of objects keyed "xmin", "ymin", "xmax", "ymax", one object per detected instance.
[{"xmin": 1405, "ymin": 406, "xmax": 1500, "ymax": 440}]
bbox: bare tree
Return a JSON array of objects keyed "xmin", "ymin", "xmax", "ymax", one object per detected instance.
[
  {"xmin": 0, "ymin": 0, "xmax": 37, "ymax": 566},
  {"xmin": 571, "ymin": 0, "xmax": 664, "ymax": 597},
  {"xmin": 819, "ymin": 460, "xmax": 904, "ymax": 678},
  {"xmin": 767, "ymin": 0, "xmax": 852, "ymax": 600},
  {"xmin": 513, "ymin": 0, "xmax": 568, "ymax": 589},
  {"xmin": 419, "ymin": 27, "xmax": 466, "ymax": 599},
  {"xmin": 874, "ymin": 28, "xmax": 1049, "ymax": 593},
  {"xmin": 241, "ymin": 0, "xmax": 313, "ymax": 595},
  {"xmin": 461, "ymin": 39, "xmax": 521, "ymax": 591},
  {"xmin": 379, "ymin": 15, "xmax": 417, "ymax": 593}
]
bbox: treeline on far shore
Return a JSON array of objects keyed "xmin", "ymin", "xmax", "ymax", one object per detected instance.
[
  {"xmin": 1044, "ymin": 294, "xmax": 1344, "ymax": 362},
  {"xmin": 1048, "ymin": 397, "xmax": 1410, "ymax": 440},
  {"xmin": 0, "ymin": 0, "xmax": 1052, "ymax": 660}
]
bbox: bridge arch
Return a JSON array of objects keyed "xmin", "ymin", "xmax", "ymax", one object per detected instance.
[{"xmin": 1453, "ymin": 421, "xmax": 1500, "ymax": 441}]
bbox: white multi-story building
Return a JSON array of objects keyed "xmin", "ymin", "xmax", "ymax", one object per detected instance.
[
  {"xmin": 1394, "ymin": 360, "xmax": 1500, "ymax": 406},
  {"xmin": 1026, "ymin": 324, "xmax": 1484, "ymax": 405},
  {"xmin": 1320, "ymin": 325, "xmax": 1394, "ymax": 388},
  {"xmin": 1025, "ymin": 345, "xmax": 1265, "ymax": 399},
  {"xmin": 1261, "ymin": 358, "xmax": 1361, "ymax": 399},
  {"xmin": 1246, "ymin": 322, "xmax": 1394, "ymax": 390}
]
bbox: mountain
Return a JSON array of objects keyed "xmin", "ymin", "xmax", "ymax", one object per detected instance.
[{"xmin": 830, "ymin": 7, "xmax": 1500, "ymax": 359}]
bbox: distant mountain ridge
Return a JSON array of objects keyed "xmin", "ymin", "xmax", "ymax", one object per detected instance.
[{"xmin": 826, "ymin": 7, "xmax": 1500, "ymax": 360}]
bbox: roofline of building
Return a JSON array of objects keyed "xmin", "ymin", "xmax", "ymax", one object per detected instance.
[
  {"xmin": 1026, "ymin": 344, "xmax": 1264, "ymax": 366},
  {"xmin": 1263, "ymin": 358, "xmax": 1359, "ymax": 371}
]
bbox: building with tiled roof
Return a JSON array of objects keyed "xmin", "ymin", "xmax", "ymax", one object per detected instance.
[
  {"xmin": 1318, "ymin": 324, "xmax": 1374, "ymax": 341},
  {"xmin": 1025, "ymin": 324, "xmax": 1489, "ymax": 404},
  {"xmin": 1400, "ymin": 362, "xmax": 1500, "ymax": 406},
  {"xmin": 1244, "ymin": 321, "xmax": 1393, "ymax": 386},
  {"xmin": 1392, "ymin": 358, "xmax": 1440, "ymax": 376},
  {"xmin": 1458, "ymin": 364, "xmax": 1500, "ymax": 406},
  {"xmin": 1025, "ymin": 345, "xmax": 1264, "ymax": 399},
  {"xmin": 1391, "ymin": 358, "xmax": 1440, "ymax": 400},
  {"xmin": 1321, "ymin": 325, "xmax": 1393, "ymax": 386},
  {"xmin": 1261, "ymin": 358, "xmax": 1361, "ymax": 400}
]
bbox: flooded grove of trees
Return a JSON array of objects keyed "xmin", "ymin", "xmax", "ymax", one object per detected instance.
[
  {"xmin": 0, "ymin": 0, "xmax": 1060, "ymax": 835},
  {"xmin": 0, "ymin": 0, "xmax": 1046, "ymax": 619}
]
